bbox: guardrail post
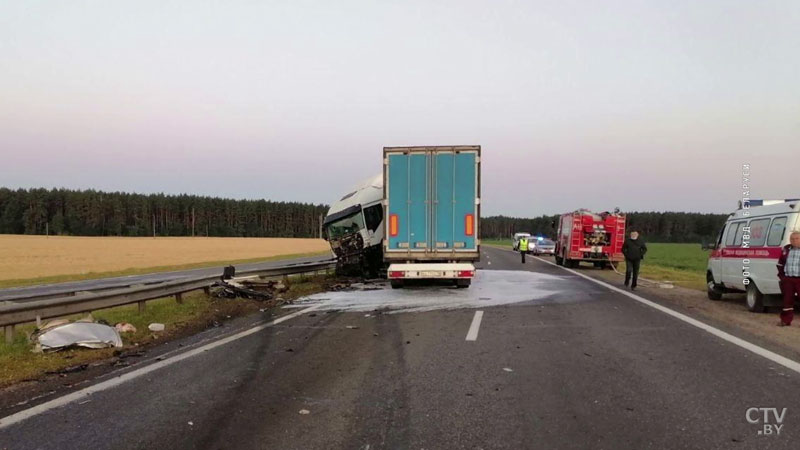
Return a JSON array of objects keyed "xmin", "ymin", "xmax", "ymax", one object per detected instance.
[
  {"xmin": 175, "ymin": 292, "xmax": 183, "ymax": 305},
  {"xmin": 203, "ymin": 286, "xmax": 211, "ymax": 296},
  {"xmin": 4, "ymin": 325, "xmax": 14, "ymax": 344},
  {"xmin": 138, "ymin": 301, "xmax": 146, "ymax": 314}
]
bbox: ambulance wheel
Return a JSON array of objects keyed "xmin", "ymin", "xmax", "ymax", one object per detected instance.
[
  {"xmin": 706, "ymin": 273, "xmax": 723, "ymax": 301},
  {"xmin": 390, "ymin": 280, "xmax": 404, "ymax": 289},
  {"xmin": 745, "ymin": 282, "xmax": 766, "ymax": 312},
  {"xmin": 456, "ymin": 279, "xmax": 471, "ymax": 288}
]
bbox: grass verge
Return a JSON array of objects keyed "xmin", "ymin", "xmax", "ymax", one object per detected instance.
[
  {"xmin": 0, "ymin": 273, "xmax": 333, "ymax": 388},
  {"xmin": 0, "ymin": 251, "xmax": 331, "ymax": 289}
]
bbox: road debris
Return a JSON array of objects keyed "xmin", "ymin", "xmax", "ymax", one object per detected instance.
[
  {"xmin": 148, "ymin": 323, "xmax": 166, "ymax": 332},
  {"xmin": 31, "ymin": 321, "xmax": 123, "ymax": 352},
  {"xmin": 213, "ymin": 279, "xmax": 274, "ymax": 300},
  {"xmin": 299, "ymin": 409, "xmax": 311, "ymax": 415},
  {"xmin": 503, "ymin": 368, "xmax": 513, "ymax": 372},
  {"xmin": 46, "ymin": 364, "xmax": 89, "ymax": 375},
  {"xmin": 115, "ymin": 322, "xmax": 137, "ymax": 333},
  {"xmin": 188, "ymin": 421, "xmax": 194, "ymax": 426},
  {"xmin": 346, "ymin": 325, "xmax": 359, "ymax": 329}
]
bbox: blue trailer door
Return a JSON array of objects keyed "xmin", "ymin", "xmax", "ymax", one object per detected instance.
[
  {"xmin": 432, "ymin": 150, "xmax": 477, "ymax": 251},
  {"xmin": 453, "ymin": 151, "xmax": 477, "ymax": 250},
  {"xmin": 434, "ymin": 152, "xmax": 455, "ymax": 250},
  {"xmin": 386, "ymin": 152, "xmax": 429, "ymax": 251}
]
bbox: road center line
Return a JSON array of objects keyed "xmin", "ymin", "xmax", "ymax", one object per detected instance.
[
  {"xmin": 529, "ymin": 253, "xmax": 800, "ymax": 375},
  {"xmin": 0, "ymin": 304, "xmax": 323, "ymax": 430},
  {"xmin": 466, "ymin": 310, "xmax": 484, "ymax": 341}
]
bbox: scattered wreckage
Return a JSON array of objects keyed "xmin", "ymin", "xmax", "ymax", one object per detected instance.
[
  {"xmin": 31, "ymin": 318, "xmax": 123, "ymax": 353},
  {"xmin": 211, "ymin": 265, "xmax": 290, "ymax": 300}
]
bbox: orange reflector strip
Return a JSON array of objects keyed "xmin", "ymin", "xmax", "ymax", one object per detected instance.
[
  {"xmin": 389, "ymin": 214, "xmax": 399, "ymax": 237},
  {"xmin": 465, "ymin": 214, "xmax": 475, "ymax": 236}
]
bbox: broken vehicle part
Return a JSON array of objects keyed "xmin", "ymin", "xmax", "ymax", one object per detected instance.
[{"xmin": 31, "ymin": 322, "xmax": 123, "ymax": 352}]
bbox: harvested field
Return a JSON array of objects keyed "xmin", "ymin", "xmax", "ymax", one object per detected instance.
[{"xmin": 0, "ymin": 235, "xmax": 330, "ymax": 283}]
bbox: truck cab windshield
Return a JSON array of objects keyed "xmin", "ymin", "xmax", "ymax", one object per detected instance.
[{"xmin": 326, "ymin": 213, "xmax": 365, "ymax": 239}]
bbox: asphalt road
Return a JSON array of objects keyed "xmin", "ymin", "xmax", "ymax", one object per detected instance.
[
  {"xmin": 0, "ymin": 254, "xmax": 332, "ymax": 302},
  {"xmin": 2, "ymin": 246, "xmax": 799, "ymax": 449}
]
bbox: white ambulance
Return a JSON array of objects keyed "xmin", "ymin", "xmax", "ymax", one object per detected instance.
[{"xmin": 706, "ymin": 199, "xmax": 800, "ymax": 312}]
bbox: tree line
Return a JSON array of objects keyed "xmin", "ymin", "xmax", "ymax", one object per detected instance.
[
  {"xmin": 1, "ymin": 187, "xmax": 728, "ymax": 243},
  {"xmin": 481, "ymin": 211, "xmax": 728, "ymax": 243},
  {"xmin": 0, "ymin": 187, "xmax": 328, "ymax": 238}
]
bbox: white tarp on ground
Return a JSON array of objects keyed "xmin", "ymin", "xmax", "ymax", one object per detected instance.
[
  {"xmin": 34, "ymin": 322, "xmax": 123, "ymax": 352},
  {"xmin": 293, "ymin": 270, "xmax": 582, "ymax": 313}
]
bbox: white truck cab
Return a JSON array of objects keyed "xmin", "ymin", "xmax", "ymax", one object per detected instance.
[
  {"xmin": 323, "ymin": 175, "xmax": 385, "ymax": 275},
  {"xmin": 706, "ymin": 199, "xmax": 800, "ymax": 312}
]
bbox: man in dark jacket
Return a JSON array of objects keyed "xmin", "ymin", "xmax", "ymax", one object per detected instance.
[
  {"xmin": 776, "ymin": 231, "xmax": 800, "ymax": 326},
  {"xmin": 622, "ymin": 231, "xmax": 647, "ymax": 290}
]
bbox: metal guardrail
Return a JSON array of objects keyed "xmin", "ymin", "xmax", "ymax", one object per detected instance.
[{"xmin": 0, "ymin": 259, "xmax": 335, "ymax": 343}]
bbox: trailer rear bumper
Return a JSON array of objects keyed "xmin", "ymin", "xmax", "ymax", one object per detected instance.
[{"xmin": 387, "ymin": 263, "xmax": 476, "ymax": 280}]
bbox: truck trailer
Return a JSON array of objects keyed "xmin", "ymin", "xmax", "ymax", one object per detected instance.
[
  {"xmin": 554, "ymin": 209, "xmax": 625, "ymax": 268},
  {"xmin": 383, "ymin": 145, "xmax": 481, "ymax": 288}
]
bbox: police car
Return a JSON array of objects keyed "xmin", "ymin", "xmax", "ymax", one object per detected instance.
[
  {"xmin": 530, "ymin": 237, "xmax": 556, "ymax": 256},
  {"xmin": 706, "ymin": 199, "xmax": 800, "ymax": 312}
]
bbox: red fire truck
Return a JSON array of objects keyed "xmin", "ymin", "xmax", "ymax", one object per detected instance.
[{"xmin": 554, "ymin": 209, "xmax": 626, "ymax": 268}]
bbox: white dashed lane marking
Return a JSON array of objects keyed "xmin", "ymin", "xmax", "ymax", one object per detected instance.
[{"xmin": 466, "ymin": 310, "xmax": 484, "ymax": 341}]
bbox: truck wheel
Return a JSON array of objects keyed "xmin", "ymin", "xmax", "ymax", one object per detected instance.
[
  {"xmin": 555, "ymin": 254, "xmax": 563, "ymax": 266},
  {"xmin": 390, "ymin": 280, "xmax": 404, "ymax": 289},
  {"xmin": 456, "ymin": 279, "xmax": 471, "ymax": 288},
  {"xmin": 745, "ymin": 282, "xmax": 766, "ymax": 312},
  {"xmin": 706, "ymin": 273, "xmax": 723, "ymax": 301}
]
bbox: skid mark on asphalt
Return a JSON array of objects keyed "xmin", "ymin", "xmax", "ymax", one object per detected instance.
[{"xmin": 292, "ymin": 270, "xmax": 589, "ymax": 314}]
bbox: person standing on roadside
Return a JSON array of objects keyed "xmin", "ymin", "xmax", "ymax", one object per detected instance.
[
  {"xmin": 622, "ymin": 230, "xmax": 647, "ymax": 290},
  {"xmin": 519, "ymin": 236, "xmax": 529, "ymax": 264},
  {"xmin": 776, "ymin": 231, "xmax": 800, "ymax": 326}
]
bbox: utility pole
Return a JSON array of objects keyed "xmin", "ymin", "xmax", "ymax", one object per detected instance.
[
  {"xmin": 45, "ymin": 222, "xmax": 49, "ymax": 237},
  {"xmin": 192, "ymin": 207, "xmax": 196, "ymax": 237},
  {"xmin": 152, "ymin": 214, "xmax": 156, "ymax": 238},
  {"xmin": 319, "ymin": 214, "xmax": 323, "ymax": 239}
]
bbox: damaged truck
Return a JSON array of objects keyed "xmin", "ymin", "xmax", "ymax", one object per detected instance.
[
  {"xmin": 323, "ymin": 174, "xmax": 385, "ymax": 277},
  {"xmin": 323, "ymin": 146, "xmax": 481, "ymax": 288}
]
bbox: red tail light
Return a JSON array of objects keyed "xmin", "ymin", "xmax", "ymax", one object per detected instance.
[
  {"xmin": 389, "ymin": 270, "xmax": 405, "ymax": 278},
  {"xmin": 457, "ymin": 270, "xmax": 474, "ymax": 278},
  {"xmin": 465, "ymin": 214, "xmax": 475, "ymax": 236},
  {"xmin": 389, "ymin": 214, "xmax": 399, "ymax": 237}
]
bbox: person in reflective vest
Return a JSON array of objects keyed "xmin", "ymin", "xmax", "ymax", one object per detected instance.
[{"xmin": 519, "ymin": 237, "xmax": 529, "ymax": 263}]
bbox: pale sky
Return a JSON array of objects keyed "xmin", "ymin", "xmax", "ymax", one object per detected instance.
[{"xmin": 1, "ymin": 0, "xmax": 797, "ymax": 216}]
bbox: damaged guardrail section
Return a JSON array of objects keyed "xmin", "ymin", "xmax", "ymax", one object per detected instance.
[{"xmin": 0, "ymin": 260, "xmax": 335, "ymax": 343}]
